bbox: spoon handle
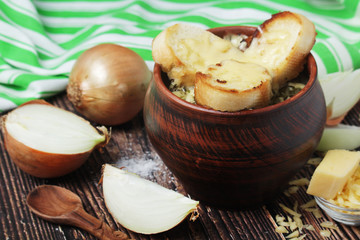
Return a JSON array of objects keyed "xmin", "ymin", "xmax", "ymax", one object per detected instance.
[{"xmin": 70, "ymin": 208, "xmax": 130, "ymax": 240}]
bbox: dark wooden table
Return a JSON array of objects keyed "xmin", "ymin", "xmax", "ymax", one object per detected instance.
[{"xmin": 1, "ymin": 92, "xmax": 360, "ymax": 240}]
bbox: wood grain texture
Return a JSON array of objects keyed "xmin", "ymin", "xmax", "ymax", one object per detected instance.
[{"xmin": 0, "ymin": 93, "xmax": 359, "ymax": 240}]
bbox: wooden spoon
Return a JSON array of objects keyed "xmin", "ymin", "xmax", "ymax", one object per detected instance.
[{"xmin": 27, "ymin": 185, "xmax": 130, "ymax": 240}]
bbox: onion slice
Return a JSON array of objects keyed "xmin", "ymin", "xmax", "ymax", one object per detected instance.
[
  {"xmin": 320, "ymin": 69, "xmax": 360, "ymax": 123},
  {"xmin": 316, "ymin": 124, "xmax": 360, "ymax": 152},
  {"xmin": 102, "ymin": 164, "xmax": 199, "ymax": 234}
]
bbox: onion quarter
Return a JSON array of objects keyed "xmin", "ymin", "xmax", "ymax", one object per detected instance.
[
  {"xmin": 2, "ymin": 100, "xmax": 110, "ymax": 178},
  {"xmin": 102, "ymin": 164, "xmax": 199, "ymax": 234}
]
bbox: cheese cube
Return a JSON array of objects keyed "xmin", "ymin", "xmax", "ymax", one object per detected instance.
[{"xmin": 307, "ymin": 150, "xmax": 360, "ymax": 199}]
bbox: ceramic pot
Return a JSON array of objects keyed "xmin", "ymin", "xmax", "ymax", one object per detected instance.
[{"xmin": 144, "ymin": 26, "xmax": 326, "ymax": 209}]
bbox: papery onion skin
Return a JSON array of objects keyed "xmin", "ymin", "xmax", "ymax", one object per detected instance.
[
  {"xmin": 4, "ymin": 131, "xmax": 91, "ymax": 178},
  {"xmin": 67, "ymin": 43, "xmax": 152, "ymax": 126},
  {"xmin": 2, "ymin": 100, "xmax": 110, "ymax": 178}
]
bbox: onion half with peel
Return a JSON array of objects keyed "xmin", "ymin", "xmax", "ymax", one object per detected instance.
[
  {"xmin": 102, "ymin": 164, "xmax": 199, "ymax": 234},
  {"xmin": 2, "ymin": 100, "xmax": 110, "ymax": 178}
]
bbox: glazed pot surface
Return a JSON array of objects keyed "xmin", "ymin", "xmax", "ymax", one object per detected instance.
[{"xmin": 144, "ymin": 26, "xmax": 326, "ymax": 209}]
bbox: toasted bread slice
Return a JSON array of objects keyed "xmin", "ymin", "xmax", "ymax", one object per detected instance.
[
  {"xmin": 243, "ymin": 11, "xmax": 316, "ymax": 90},
  {"xmin": 152, "ymin": 12, "xmax": 316, "ymax": 112},
  {"xmin": 152, "ymin": 23, "xmax": 244, "ymax": 87},
  {"xmin": 194, "ymin": 60, "xmax": 272, "ymax": 111}
]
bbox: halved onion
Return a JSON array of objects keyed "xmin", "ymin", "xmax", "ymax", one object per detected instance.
[
  {"xmin": 2, "ymin": 100, "xmax": 110, "ymax": 178},
  {"xmin": 102, "ymin": 164, "xmax": 199, "ymax": 234}
]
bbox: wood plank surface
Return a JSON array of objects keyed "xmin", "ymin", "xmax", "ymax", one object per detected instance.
[{"xmin": 1, "ymin": 92, "xmax": 359, "ymax": 240}]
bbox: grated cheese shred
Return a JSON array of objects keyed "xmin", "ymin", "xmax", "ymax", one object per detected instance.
[
  {"xmin": 289, "ymin": 178, "xmax": 310, "ymax": 186},
  {"xmin": 274, "ymin": 154, "xmax": 356, "ymax": 239},
  {"xmin": 329, "ymin": 166, "xmax": 360, "ymax": 209},
  {"xmin": 320, "ymin": 229, "xmax": 331, "ymax": 237}
]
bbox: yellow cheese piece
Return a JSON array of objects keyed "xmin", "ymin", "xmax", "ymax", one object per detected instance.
[{"xmin": 307, "ymin": 150, "xmax": 360, "ymax": 200}]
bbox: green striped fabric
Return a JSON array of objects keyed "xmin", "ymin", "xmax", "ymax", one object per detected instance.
[{"xmin": 0, "ymin": 0, "xmax": 359, "ymax": 112}]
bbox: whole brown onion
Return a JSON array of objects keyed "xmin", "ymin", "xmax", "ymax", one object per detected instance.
[{"xmin": 67, "ymin": 43, "xmax": 152, "ymax": 125}]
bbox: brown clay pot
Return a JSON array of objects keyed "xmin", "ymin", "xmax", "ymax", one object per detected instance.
[{"xmin": 143, "ymin": 26, "xmax": 326, "ymax": 209}]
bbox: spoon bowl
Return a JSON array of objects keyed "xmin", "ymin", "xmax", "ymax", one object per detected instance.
[
  {"xmin": 27, "ymin": 185, "xmax": 82, "ymax": 221},
  {"xmin": 27, "ymin": 185, "xmax": 130, "ymax": 240}
]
